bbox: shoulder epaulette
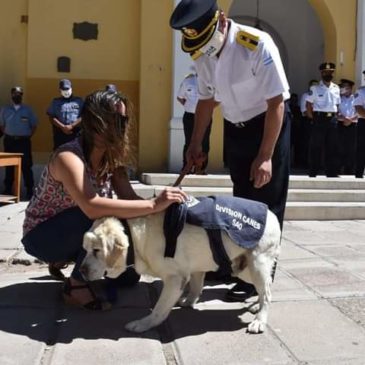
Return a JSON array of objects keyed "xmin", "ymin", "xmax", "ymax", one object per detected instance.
[
  {"xmin": 236, "ymin": 30, "xmax": 260, "ymax": 51},
  {"xmin": 190, "ymin": 50, "xmax": 203, "ymax": 60}
]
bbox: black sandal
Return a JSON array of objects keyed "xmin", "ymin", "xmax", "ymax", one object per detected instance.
[
  {"xmin": 63, "ymin": 278, "xmax": 112, "ymax": 311},
  {"xmin": 48, "ymin": 262, "xmax": 68, "ymax": 281}
]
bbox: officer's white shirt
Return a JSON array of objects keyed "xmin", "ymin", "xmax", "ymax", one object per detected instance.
[
  {"xmin": 195, "ymin": 20, "xmax": 290, "ymax": 123},
  {"xmin": 306, "ymin": 81, "xmax": 340, "ymax": 112},
  {"xmin": 354, "ymin": 87, "xmax": 365, "ymax": 108},
  {"xmin": 300, "ymin": 92, "xmax": 309, "ymax": 114},
  {"xmin": 338, "ymin": 94, "xmax": 357, "ymax": 121},
  {"xmin": 177, "ymin": 74, "xmax": 199, "ymax": 113}
]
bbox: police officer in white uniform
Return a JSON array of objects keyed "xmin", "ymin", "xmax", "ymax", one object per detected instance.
[
  {"xmin": 354, "ymin": 70, "xmax": 365, "ymax": 178},
  {"xmin": 177, "ymin": 66, "xmax": 212, "ymax": 173},
  {"xmin": 338, "ymin": 79, "xmax": 358, "ymax": 175},
  {"xmin": 306, "ymin": 62, "xmax": 341, "ymax": 177},
  {"xmin": 170, "ymin": 0, "xmax": 291, "ymax": 301}
]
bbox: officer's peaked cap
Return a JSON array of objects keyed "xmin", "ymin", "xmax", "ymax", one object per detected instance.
[
  {"xmin": 59, "ymin": 79, "xmax": 72, "ymax": 90},
  {"xmin": 319, "ymin": 62, "xmax": 336, "ymax": 71},
  {"xmin": 170, "ymin": 0, "xmax": 219, "ymax": 53},
  {"xmin": 11, "ymin": 86, "xmax": 23, "ymax": 94}
]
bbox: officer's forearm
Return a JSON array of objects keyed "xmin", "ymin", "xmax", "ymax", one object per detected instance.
[
  {"xmin": 71, "ymin": 118, "xmax": 82, "ymax": 129},
  {"xmin": 50, "ymin": 117, "xmax": 64, "ymax": 129},
  {"xmin": 306, "ymin": 102, "xmax": 313, "ymax": 119},
  {"xmin": 356, "ymin": 106, "xmax": 365, "ymax": 118},
  {"xmin": 259, "ymin": 96, "xmax": 284, "ymax": 160},
  {"xmin": 190, "ymin": 98, "xmax": 215, "ymax": 145}
]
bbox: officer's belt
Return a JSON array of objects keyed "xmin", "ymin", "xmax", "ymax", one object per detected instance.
[
  {"xmin": 4, "ymin": 135, "xmax": 30, "ymax": 140},
  {"xmin": 313, "ymin": 111, "xmax": 336, "ymax": 118}
]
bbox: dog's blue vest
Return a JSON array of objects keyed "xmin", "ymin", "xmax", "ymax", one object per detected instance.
[{"xmin": 163, "ymin": 196, "xmax": 268, "ymax": 274}]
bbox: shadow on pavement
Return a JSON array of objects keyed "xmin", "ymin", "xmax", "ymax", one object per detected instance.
[{"xmin": 0, "ymin": 280, "xmax": 251, "ymax": 344}]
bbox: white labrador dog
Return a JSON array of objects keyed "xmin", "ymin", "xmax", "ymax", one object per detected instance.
[{"xmin": 80, "ymin": 206, "xmax": 281, "ymax": 334}]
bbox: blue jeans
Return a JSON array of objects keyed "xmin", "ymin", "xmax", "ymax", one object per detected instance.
[{"xmin": 22, "ymin": 207, "xmax": 93, "ymax": 281}]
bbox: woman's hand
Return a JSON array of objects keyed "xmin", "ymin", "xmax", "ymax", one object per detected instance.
[{"xmin": 152, "ymin": 187, "xmax": 188, "ymax": 213}]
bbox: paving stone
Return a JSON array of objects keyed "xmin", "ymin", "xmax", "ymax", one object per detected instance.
[
  {"xmin": 269, "ymin": 300, "xmax": 365, "ymax": 363},
  {"xmin": 0, "ymin": 249, "xmax": 17, "ymax": 262},
  {"xmin": 168, "ymin": 308, "xmax": 295, "ymax": 365},
  {"xmin": 0, "ymin": 231, "xmax": 22, "ymax": 250},
  {"xmin": 272, "ymin": 270, "xmax": 318, "ymax": 301},
  {"xmin": 52, "ymin": 308, "xmax": 166, "ymax": 365},
  {"xmin": 305, "ymin": 245, "xmax": 360, "ymax": 257},
  {"xmin": 279, "ymin": 240, "xmax": 318, "ymax": 261},
  {"xmin": 330, "ymin": 297, "xmax": 365, "ymax": 329},
  {"xmin": 9, "ymin": 248, "xmax": 38, "ymax": 265},
  {"xmin": 0, "ymin": 308, "xmax": 53, "ymax": 365},
  {"xmin": 0, "ymin": 271, "xmax": 63, "ymax": 308}
]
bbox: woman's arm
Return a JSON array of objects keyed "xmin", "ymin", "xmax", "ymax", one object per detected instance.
[
  {"xmin": 111, "ymin": 166, "xmax": 143, "ymax": 200},
  {"xmin": 50, "ymin": 152, "xmax": 187, "ymax": 220}
]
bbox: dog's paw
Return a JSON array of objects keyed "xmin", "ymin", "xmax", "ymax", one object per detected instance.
[
  {"xmin": 248, "ymin": 302, "xmax": 260, "ymax": 314},
  {"xmin": 178, "ymin": 297, "xmax": 196, "ymax": 307},
  {"xmin": 125, "ymin": 318, "xmax": 152, "ymax": 333},
  {"xmin": 247, "ymin": 319, "xmax": 266, "ymax": 334}
]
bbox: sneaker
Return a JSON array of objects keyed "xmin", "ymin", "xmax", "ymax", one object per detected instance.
[{"xmin": 225, "ymin": 280, "xmax": 258, "ymax": 302}]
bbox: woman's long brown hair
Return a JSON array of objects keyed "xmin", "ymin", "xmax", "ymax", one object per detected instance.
[{"xmin": 81, "ymin": 90, "xmax": 136, "ymax": 179}]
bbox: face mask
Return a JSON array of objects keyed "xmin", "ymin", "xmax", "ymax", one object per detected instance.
[
  {"xmin": 199, "ymin": 21, "xmax": 226, "ymax": 57},
  {"xmin": 61, "ymin": 89, "xmax": 72, "ymax": 98},
  {"xmin": 12, "ymin": 95, "xmax": 22, "ymax": 105},
  {"xmin": 322, "ymin": 74, "xmax": 333, "ymax": 82}
]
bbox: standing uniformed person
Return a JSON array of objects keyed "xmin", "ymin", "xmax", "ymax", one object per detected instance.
[
  {"xmin": 337, "ymin": 79, "xmax": 358, "ymax": 175},
  {"xmin": 47, "ymin": 79, "xmax": 83, "ymax": 150},
  {"xmin": 170, "ymin": 0, "xmax": 291, "ymax": 301},
  {"xmin": 306, "ymin": 63, "xmax": 341, "ymax": 177},
  {"xmin": 0, "ymin": 86, "xmax": 38, "ymax": 199},
  {"xmin": 177, "ymin": 65, "xmax": 212, "ymax": 173},
  {"xmin": 354, "ymin": 70, "xmax": 365, "ymax": 178}
]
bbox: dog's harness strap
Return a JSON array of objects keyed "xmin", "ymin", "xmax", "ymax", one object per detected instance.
[
  {"xmin": 205, "ymin": 229, "xmax": 232, "ymax": 276},
  {"xmin": 163, "ymin": 203, "xmax": 188, "ymax": 257},
  {"xmin": 121, "ymin": 219, "xmax": 135, "ymax": 266}
]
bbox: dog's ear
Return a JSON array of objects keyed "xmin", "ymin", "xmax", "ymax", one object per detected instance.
[
  {"xmin": 83, "ymin": 231, "xmax": 96, "ymax": 250},
  {"xmin": 105, "ymin": 239, "xmax": 128, "ymax": 269}
]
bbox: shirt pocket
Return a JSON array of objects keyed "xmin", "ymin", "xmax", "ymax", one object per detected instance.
[{"xmin": 20, "ymin": 116, "xmax": 29, "ymax": 123}]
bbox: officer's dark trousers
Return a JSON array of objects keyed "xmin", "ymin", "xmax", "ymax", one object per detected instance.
[
  {"xmin": 3, "ymin": 135, "xmax": 34, "ymax": 194},
  {"xmin": 183, "ymin": 112, "xmax": 212, "ymax": 171},
  {"xmin": 224, "ymin": 111, "xmax": 291, "ymax": 230},
  {"xmin": 355, "ymin": 118, "xmax": 365, "ymax": 178},
  {"xmin": 338, "ymin": 123, "xmax": 357, "ymax": 175},
  {"xmin": 308, "ymin": 114, "xmax": 339, "ymax": 177}
]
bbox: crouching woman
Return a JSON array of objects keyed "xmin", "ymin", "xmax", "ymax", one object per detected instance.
[{"xmin": 21, "ymin": 90, "xmax": 187, "ymax": 310}]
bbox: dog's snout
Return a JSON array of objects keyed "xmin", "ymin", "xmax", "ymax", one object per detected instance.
[{"xmin": 79, "ymin": 265, "xmax": 89, "ymax": 277}]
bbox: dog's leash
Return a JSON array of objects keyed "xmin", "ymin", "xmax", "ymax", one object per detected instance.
[{"xmin": 172, "ymin": 160, "xmax": 194, "ymax": 187}]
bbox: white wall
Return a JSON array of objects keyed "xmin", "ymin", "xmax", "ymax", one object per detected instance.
[
  {"xmin": 168, "ymin": 0, "xmax": 193, "ymax": 172},
  {"xmin": 229, "ymin": 0, "xmax": 325, "ymax": 96},
  {"xmin": 357, "ymin": 0, "xmax": 365, "ymax": 86}
]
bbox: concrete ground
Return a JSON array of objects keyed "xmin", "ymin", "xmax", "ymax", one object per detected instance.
[{"xmin": 1, "ymin": 202, "xmax": 365, "ymax": 365}]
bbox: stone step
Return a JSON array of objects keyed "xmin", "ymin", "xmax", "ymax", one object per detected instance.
[
  {"xmin": 141, "ymin": 173, "xmax": 365, "ymax": 190},
  {"xmin": 288, "ymin": 189, "xmax": 365, "ymax": 202},
  {"xmin": 284, "ymin": 202, "xmax": 365, "ymax": 220}
]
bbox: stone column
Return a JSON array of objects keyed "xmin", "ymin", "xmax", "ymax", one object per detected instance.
[
  {"xmin": 168, "ymin": 0, "xmax": 192, "ymax": 172},
  {"xmin": 357, "ymin": 0, "xmax": 365, "ymax": 86}
]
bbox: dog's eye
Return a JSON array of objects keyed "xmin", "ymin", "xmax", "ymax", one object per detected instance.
[{"xmin": 92, "ymin": 249, "xmax": 100, "ymax": 257}]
